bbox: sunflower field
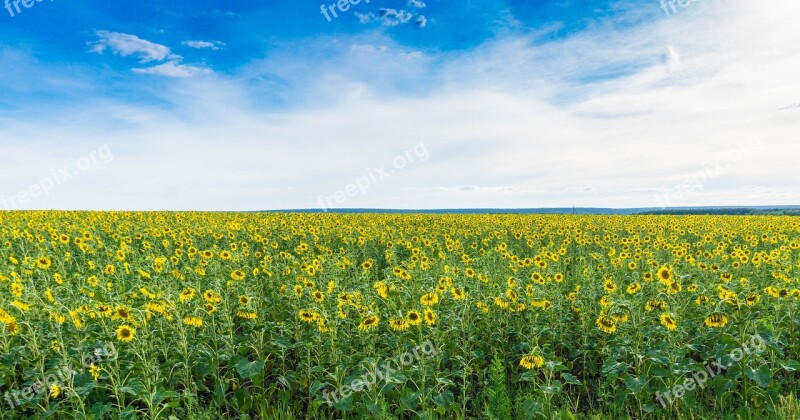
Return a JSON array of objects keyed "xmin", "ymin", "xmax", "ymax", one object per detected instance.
[{"xmin": 0, "ymin": 211, "xmax": 798, "ymax": 419}]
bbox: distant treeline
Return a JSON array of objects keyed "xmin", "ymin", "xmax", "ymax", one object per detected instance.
[{"xmin": 636, "ymin": 208, "xmax": 800, "ymax": 216}]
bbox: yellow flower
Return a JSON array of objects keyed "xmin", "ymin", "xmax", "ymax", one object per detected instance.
[
  {"xmin": 519, "ymin": 354, "xmax": 544, "ymax": 369},
  {"xmin": 451, "ymin": 287, "xmax": 466, "ymax": 300},
  {"xmin": 299, "ymin": 309, "xmax": 320, "ymax": 323},
  {"xmin": 236, "ymin": 311, "xmax": 257, "ymax": 320},
  {"xmin": 389, "ymin": 318, "xmax": 410, "ymax": 331},
  {"xmin": 312, "ymin": 291, "xmax": 324, "ymax": 303},
  {"xmin": 180, "ymin": 288, "xmax": 196, "ymax": 303},
  {"xmin": 373, "ymin": 281, "xmax": 389, "ymax": 299},
  {"xmin": 657, "ymin": 266, "xmax": 672, "ymax": 285},
  {"xmin": 36, "ymin": 257, "xmax": 52, "ymax": 269},
  {"xmin": 49, "ymin": 384, "xmax": 61, "ymax": 398},
  {"xmin": 407, "ymin": 310, "xmax": 422, "ymax": 325},
  {"xmin": 626, "ymin": 283, "xmax": 641, "ymax": 294},
  {"xmin": 704, "ymin": 314, "xmax": 729, "ymax": 328},
  {"xmin": 424, "ymin": 309, "xmax": 436, "ymax": 325},
  {"xmin": 358, "ymin": 315, "xmax": 380, "ymax": 332},
  {"xmin": 660, "ymin": 313, "xmax": 678, "ymax": 331},
  {"xmin": 116, "ymin": 325, "xmax": 135, "ymax": 342},
  {"xmin": 596, "ymin": 315, "xmax": 617, "ymax": 334},
  {"xmin": 183, "ymin": 317, "xmax": 203, "ymax": 327},
  {"xmin": 89, "ymin": 364, "xmax": 101, "ymax": 381},
  {"xmin": 420, "ymin": 292, "xmax": 439, "ymax": 306},
  {"xmin": 231, "ymin": 270, "xmax": 246, "ymax": 281}
]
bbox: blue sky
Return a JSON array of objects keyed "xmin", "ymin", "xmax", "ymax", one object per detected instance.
[{"xmin": 1, "ymin": 0, "xmax": 799, "ymax": 210}]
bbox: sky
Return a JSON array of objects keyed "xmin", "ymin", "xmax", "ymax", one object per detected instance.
[{"xmin": 0, "ymin": 0, "xmax": 798, "ymax": 211}]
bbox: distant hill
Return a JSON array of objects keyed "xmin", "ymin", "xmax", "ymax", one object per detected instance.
[{"xmin": 264, "ymin": 206, "xmax": 800, "ymax": 215}]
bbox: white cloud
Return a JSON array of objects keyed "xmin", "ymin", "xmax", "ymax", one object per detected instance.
[
  {"xmin": 357, "ymin": 9, "xmax": 420, "ymax": 27},
  {"xmin": 379, "ymin": 9, "xmax": 414, "ymax": 26},
  {"xmin": 408, "ymin": 0, "xmax": 426, "ymax": 8},
  {"xmin": 132, "ymin": 61, "xmax": 212, "ymax": 78},
  {"xmin": 182, "ymin": 40, "xmax": 225, "ymax": 51},
  {"xmin": 89, "ymin": 31, "xmax": 171, "ymax": 63}
]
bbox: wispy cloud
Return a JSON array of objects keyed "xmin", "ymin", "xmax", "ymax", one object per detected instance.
[
  {"xmin": 132, "ymin": 61, "xmax": 211, "ymax": 78},
  {"xmin": 181, "ymin": 40, "xmax": 225, "ymax": 51},
  {"xmin": 89, "ymin": 31, "xmax": 172, "ymax": 63},
  {"xmin": 89, "ymin": 31, "xmax": 212, "ymax": 78}
]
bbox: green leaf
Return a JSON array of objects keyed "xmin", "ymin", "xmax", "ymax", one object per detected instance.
[
  {"xmin": 546, "ymin": 361, "xmax": 568, "ymax": 372},
  {"xmin": 745, "ymin": 364, "xmax": 772, "ymax": 387},
  {"xmin": 561, "ymin": 373, "xmax": 581, "ymax": 386},
  {"xmin": 624, "ymin": 375, "xmax": 647, "ymax": 394},
  {"xmin": 779, "ymin": 360, "xmax": 800, "ymax": 372},
  {"xmin": 400, "ymin": 388, "xmax": 420, "ymax": 410},
  {"xmin": 539, "ymin": 380, "xmax": 563, "ymax": 395},
  {"xmin": 433, "ymin": 390, "xmax": 455, "ymax": 408},
  {"xmin": 601, "ymin": 361, "xmax": 629, "ymax": 379},
  {"xmin": 519, "ymin": 370, "xmax": 539, "ymax": 382},
  {"xmin": 235, "ymin": 359, "xmax": 265, "ymax": 379}
]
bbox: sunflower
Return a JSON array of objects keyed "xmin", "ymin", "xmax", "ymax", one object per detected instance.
[
  {"xmin": 603, "ymin": 280, "xmax": 617, "ymax": 293},
  {"xmin": 407, "ymin": 310, "xmax": 422, "ymax": 325},
  {"xmin": 554, "ymin": 273, "xmax": 564, "ymax": 283},
  {"xmin": 420, "ymin": 292, "xmax": 439, "ymax": 306},
  {"xmin": 49, "ymin": 384, "xmax": 61, "ymax": 398},
  {"xmin": 239, "ymin": 295, "xmax": 251, "ymax": 305},
  {"xmin": 665, "ymin": 281, "xmax": 682, "ymax": 294},
  {"xmin": 114, "ymin": 306, "xmax": 131, "ymax": 320},
  {"xmin": 505, "ymin": 289, "xmax": 518, "ymax": 301},
  {"xmin": 626, "ymin": 283, "xmax": 642, "ymax": 294},
  {"xmin": 183, "ymin": 317, "xmax": 203, "ymax": 327},
  {"xmin": 374, "ymin": 282, "xmax": 389, "ymax": 299},
  {"xmin": 89, "ymin": 364, "xmax": 101, "ymax": 381},
  {"xmin": 115, "ymin": 325, "xmax": 135, "ymax": 342},
  {"xmin": 660, "ymin": 313, "xmax": 678, "ymax": 331},
  {"xmin": 704, "ymin": 314, "xmax": 729, "ymax": 328},
  {"xmin": 96, "ymin": 304, "xmax": 113, "ymax": 317},
  {"xmin": 299, "ymin": 309, "xmax": 320, "ymax": 323},
  {"xmin": 358, "ymin": 315, "xmax": 380, "ymax": 332},
  {"xmin": 203, "ymin": 290, "xmax": 221, "ymax": 303},
  {"xmin": 236, "ymin": 311, "xmax": 257, "ymax": 320},
  {"xmin": 230, "ymin": 270, "xmax": 246, "ymax": 281},
  {"xmin": 389, "ymin": 318, "xmax": 410, "ymax": 331},
  {"xmin": 424, "ymin": 309, "xmax": 436, "ymax": 325},
  {"xmin": 657, "ymin": 266, "xmax": 672, "ymax": 285},
  {"xmin": 180, "ymin": 288, "xmax": 196, "ymax": 303},
  {"xmin": 519, "ymin": 354, "xmax": 545, "ymax": 369},
  {"xmin": 36, "ymin": 257, "xmax": 52, "ymax": 270},
  {"xmin": 451, "ymin": 287, "xmax": 466, "ymax": 300},
  {"xmin": 645, "ymin": 300, "xmax": 667, "ymax": 311},
  {"xmin": 745, "ymin": 294, "xmax": 760, "ymax": 306},
  {"xmin": 596, "ymin": 315, "xmax": 617, "ymax": 334}
]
